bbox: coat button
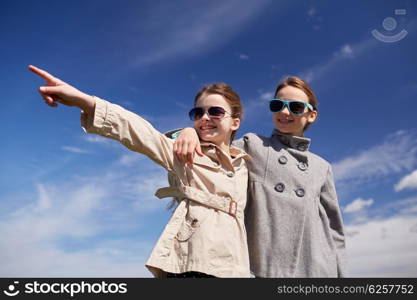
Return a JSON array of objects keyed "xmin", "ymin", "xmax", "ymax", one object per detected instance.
[
  {"xmin": 298, "ymin": 162, "xmax": 308, "ymax": 171},
  {"xmin": 275, "ymin": 183, "xmax": 285, "ymax": 192},
  {"xmin": 191, "ymin": 218, "xmax": 199, "ymax": 227},
  {"xmin": 297, "ymin": 143, "xmax": 307, "ymax": 151},
  {"xmin": 227, "ymin": 171, "xmax": 235, "ymax": 177},
  {"xmin": 295, "ymin": 188, "xmax": 305, "ymax": 197},
  {"xmin": 278, "ymin": 156, "xmax": 288, "ymax": 164}
]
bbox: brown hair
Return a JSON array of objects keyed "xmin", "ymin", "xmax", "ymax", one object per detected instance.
[
  {"xmin": 274, "ymin": 76, "xmax": 318, "ymax": 131},
  {"xmin": 194, "ymin": 83, "xmax": 243, "ymax": 143}
]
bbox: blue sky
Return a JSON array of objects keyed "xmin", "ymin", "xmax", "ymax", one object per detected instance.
[{"xmin": 1, "ymin": 0, "xmax": 417, "ymax": 277}]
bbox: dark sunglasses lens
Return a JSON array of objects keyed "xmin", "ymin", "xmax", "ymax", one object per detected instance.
[
  {"xmin": 189, "ymin": 107, "xmax": 204, "ymax": 120},
  {"xmin": 208, "ymin": 106, "xmax": 226, "ymax": 117},
  {"xmin": 289, "ymin": 102, "xmax": 306, "ymax": 114},
  {"xmin": 270, "ymin": 100, "xmax": 284, "ymax": 112}
]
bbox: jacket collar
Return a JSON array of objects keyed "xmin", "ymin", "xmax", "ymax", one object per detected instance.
[
  {"xmin": 200, "ymin": 141, "xmax": 251, "ymax": 160},
  {"xmin": 271, "ymin": 129, "xmax": 311, "ymax": 152}
]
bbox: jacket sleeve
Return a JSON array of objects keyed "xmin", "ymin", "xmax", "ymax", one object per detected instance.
[
  {"xmin": 320, "ymin": 165, "xmax": 348, "ymax": 277},
  {"xmin": 81, "ymin": 97, "xmax": 175, "ymax": 171}
]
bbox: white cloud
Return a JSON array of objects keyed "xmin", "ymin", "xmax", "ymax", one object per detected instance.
[
  {"xmin": 0, "ymin": 237, "xmax": 152, "ymax": 277},
  {"xmin": 260, "ymin": 91, "xmax": 274, "ymax": 100},
  {"xmin": 118, "ymin": 153, "xmax": 144, "ymax": 166},
  {"xmin": 34, "ymin": 184, "xmax": 52, "ymax": 212},
  {"xmin": 117, "ymin": 170, "xmax": 172, "ymax": 213},
  {"xmin": 395, "ymin": 169, "xmax": 417, "ymax": 192},
  {"xmin": 306, "ymin": 6, "xmax": 322, "ymax": 31},
  {"xmin": 239, "ymin": 54, "xmax": 250, "ymax": 60},
  {"xmin": 345, "ymin": 215, "xmax": 417, "ymax": 276},
  {"xmin": 338, "ymin": 44, "xmax": 354, "ymax": 58},
  {"xmin": 299, "ymin": 17, "xmax": 417, "ymax": 82},
  {"xmin": 84, "ymin": 135, "xmax": 111, "ymax": 144},
  {"xmin": 62, "ymin": 146, "xmax": 90, "ymax": 154},
  {"xmin": 344, "ymin": 197, "xmax": 374, "ymax": 213},
  {"xmin": 131, "ymin": 0, "xmax": 272, "ymax": 67},
  {"xmin": 344, "ymin": 195, "xmax": 417, "ymax": 276},
  {"xmin": 394, "ymin": 196, "xmax": 417, "ymax": 208},
  {"xmin": 120, "ymin": 100, "xmax": 134, "ymax": 108},
  {"xmin": 332, "ymin": 130, "xmax": 417, "ymax": 192},
  {"xmin": 0, "ymin": 162, "xmax": 171, "ymax": 277},
  {"xmin": 241, "ymin": 91, "xmax": 275, "ymax": 122},
  {"xmin": 400, "ymin": 204, "xmax": 417, "ymax": 214},
  {"xmin": 298, "ymin": 38, "xmax": 377, "ymax": 83},
  {"xmin": 348, "ymin": 196, "xmax": 417, "ymax": 223},
  {"xmin": 8, "ymin": 183, "xmax": 106, "ymax": 242},
  {"xmin": 307, "ymin": 7, "xmax": 316, "ymax": 17}
]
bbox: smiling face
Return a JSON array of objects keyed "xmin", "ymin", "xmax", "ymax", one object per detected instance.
[
  {"xmin": 194, "ymin": 93, "xmax": 240, "ymax": 151},
  {"xmin": 272, "ymin": 85, "xmax": 317, "ymax": 137}
]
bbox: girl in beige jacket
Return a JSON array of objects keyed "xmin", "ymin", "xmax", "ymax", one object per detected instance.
[{"xmin": 29, "ymin": 65, "xmax": 251, "ymax": 278}]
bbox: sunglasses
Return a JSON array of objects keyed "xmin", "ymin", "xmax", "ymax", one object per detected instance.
[
  {"xmin": 269, "ymin": 99, "xmax": 314, "ymax": 115},
  {"xmin": 188, "ymin": 106, "xmax": 231, "ymax": 121}
]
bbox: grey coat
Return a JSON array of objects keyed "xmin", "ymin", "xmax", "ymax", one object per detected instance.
[{"xmin": 233, "ymin": 129, "xmax": 347, "ymax": 278}]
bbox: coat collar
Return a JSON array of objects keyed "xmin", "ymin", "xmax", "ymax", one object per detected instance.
[
  {"xmin": 271, "ymin": 129, "xmax": 311, "ymax": 152},
  {"xmin": 200, "ymin": 141, "xmax": 251, "ymax": 161}
]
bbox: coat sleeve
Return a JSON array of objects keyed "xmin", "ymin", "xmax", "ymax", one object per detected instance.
[
  {"xmin": 320, "ymin": 165, "xmax": 348, "ymax": 277},
  {"xmin": 81, "ymin": 97, "xmax": 175, "ymax": 171}
]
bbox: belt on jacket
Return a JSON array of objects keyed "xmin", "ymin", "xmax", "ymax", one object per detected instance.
[{"xmin": 155, "ymin": 185, "xmax": 241, "ymax": 218}]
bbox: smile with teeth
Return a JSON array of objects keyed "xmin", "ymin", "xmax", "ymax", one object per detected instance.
[
  {"xmin": 278, "ymin": 119, "xmax": 294, "ymax": 124},
  {"xmin": 200, "ymin": 125, "xmax": 217, "ymax": 131},
  {"xmin": 199, "ymin": 123, "xmax": 217, "ymax": 131}
]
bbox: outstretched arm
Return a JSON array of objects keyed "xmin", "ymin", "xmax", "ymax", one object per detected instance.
[
  {"xmin": 29, "ymin": 65, "xmax": 175, "ymax": 171},
  {"xmin": 28, "ymin": 65, "xmax": 95, "ymax": 114}
]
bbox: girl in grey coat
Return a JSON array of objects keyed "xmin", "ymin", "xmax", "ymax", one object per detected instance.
[{"xmin": 173, "ymin": 76, "xmax": 347, "ymax": 278}]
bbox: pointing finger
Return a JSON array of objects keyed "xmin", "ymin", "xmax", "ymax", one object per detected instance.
[{"xmin": 28, "ymin": 65, "xmax": 62, "ymax": 84}]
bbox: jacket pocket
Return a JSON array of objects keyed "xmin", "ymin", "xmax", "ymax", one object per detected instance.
[
  {"xmin": 175, "ymin": 201, "xmax": 210, "ymax": 242},
  {"xmin": 176, "ymin": 218, "xmax": 199, "ymax": 242}
]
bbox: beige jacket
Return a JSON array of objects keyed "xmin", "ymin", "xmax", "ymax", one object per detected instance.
[{"xmin": 81, "ymin": 97, "xmax": 251, "ymax": 278}]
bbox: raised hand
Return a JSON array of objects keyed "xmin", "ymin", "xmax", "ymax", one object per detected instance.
[
  {"xmin": 28, "ymin": 65, "xmax": 95, "ymax": 114},
  {"xmin": 173, "ymin": 127, "xmax": 203, "ymax": 164}
]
